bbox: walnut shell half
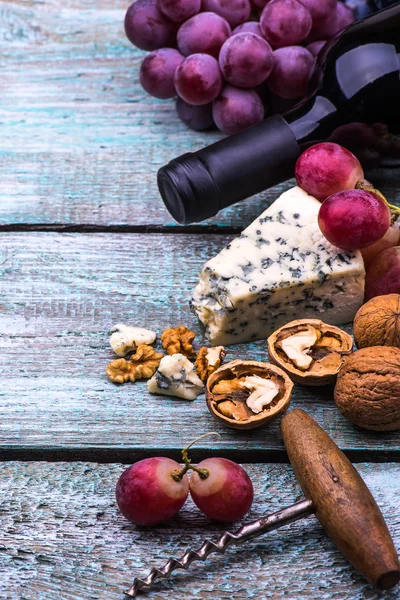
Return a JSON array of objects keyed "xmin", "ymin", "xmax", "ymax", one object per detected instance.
[
  {"xmin": 206, "ymin": 359, "xmax": 293, "ymax": 430},
  {"xmin": 334, "ymin": 346, "xmax": 400, "ymax": 431},
  {"xmin": 268, "ymin": 319, "xmax": 353, "ymax": 386}
]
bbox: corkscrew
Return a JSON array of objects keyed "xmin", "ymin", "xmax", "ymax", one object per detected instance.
[{"xmin": 126, "ymin": 410, "xmax": 400, "ymax": 597}]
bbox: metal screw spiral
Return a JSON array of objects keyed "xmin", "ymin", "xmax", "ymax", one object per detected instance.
[
  {"xmin": 125, "ymin": 498, "xmax": 314, "ymax": 597},
  {"xmin": 126, "ymin": 530, "xmax": 240, "ymax": 597}
]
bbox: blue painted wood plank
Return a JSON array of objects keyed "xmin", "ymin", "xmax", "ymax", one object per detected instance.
[
  {"xmin": 0, "ymin": 232, "xmax": 399, "ymax": 458},
  {"xmin": 0, "ymin": 1, "xmax": 398, "ymax": 228},
  {"xmin": 0, "ymin": 462, "xmax": 399, "ymax": 599}
]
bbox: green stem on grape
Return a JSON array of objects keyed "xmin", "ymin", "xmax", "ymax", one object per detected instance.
[
  {"xmin": 172, "ymin": 432, "xmax": 221, "ymax": 482},
  {"xmin": 356, "ymin": 180, "xmax": 400, "ymax": 223}
]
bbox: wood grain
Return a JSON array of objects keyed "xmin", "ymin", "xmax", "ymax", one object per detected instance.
[
  {"xmin": 1, "ymin": 2, "xmax": 399, "ymax": 229},
  {"xmin": 1, "ymin": 461, "xmax": 399, "ymax": 600},
  {"xmin": 0, "ymin": 232, "xmax": 399, "ymax": 459}
]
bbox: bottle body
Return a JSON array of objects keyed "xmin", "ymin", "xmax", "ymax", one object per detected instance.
[{"xmin": 158, "ymin": 4, "xmax": 400, "ymax": 224}]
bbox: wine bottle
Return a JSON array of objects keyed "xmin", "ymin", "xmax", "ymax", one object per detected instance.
[{"xmin": 158, "ymin": 3, "xmax": 400, "ymax": 224}]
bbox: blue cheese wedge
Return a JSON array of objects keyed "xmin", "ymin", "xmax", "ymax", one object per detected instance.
[
  {"xmin": 192, "ymin": 186, "xmax": 365, "ymax": 346},
  {"xmin": 147, "ymin": 354, "xmax": 204, "ymax": 400}
]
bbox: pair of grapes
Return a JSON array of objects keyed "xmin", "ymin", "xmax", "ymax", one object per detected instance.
[
  {"xmin": 125, "ymin": 0, "xmax": 355, "ymax": 135},
  {"xmin": 295, "ymin": 142, "xmax": 400, "ymax": 300},
  {"xmin": 116, "ymin": 435, "xmax": 254, "ymax": 526}
]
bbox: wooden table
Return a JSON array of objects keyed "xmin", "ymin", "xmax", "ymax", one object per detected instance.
[{"xmin": 1, "ymin": 2, "xmax": 399, "ymax": 599}]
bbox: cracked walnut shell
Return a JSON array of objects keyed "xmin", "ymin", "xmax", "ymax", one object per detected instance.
[
  {"xmin": 334, "ymin": 346, "xmax": 400, "ymax": 431},
  {"xmin": 206, "ymin": 359, "xmax": 293, "ymax": 430},
  {"xmin": 106, "ymin": 345, "xmax": 163, "ymax": 384},
  {"xmin": 161, "ymin": 325, "xmax": 196, "ymax": 358},
  {"xmin": 195, "ymin": 346, "xmax": 226, "ymax": 383},
  {"xmin": 268, "ymin": 319, "xmax": 353, "ymax": 386},
  {"xmin": 353, "ymin": 294, "xmax": 400, "ymax": 349}
]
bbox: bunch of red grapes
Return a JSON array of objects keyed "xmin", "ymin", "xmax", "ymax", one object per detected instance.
[{"xmin": 124, "ymin": 0, "xmax": 355, "ymax": 134}]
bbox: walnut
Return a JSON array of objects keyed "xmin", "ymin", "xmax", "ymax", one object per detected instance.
[
  {"xmin": 109, "ymin": 324, "xmax": 157, "ymax": 356},
  {"xmin": 334, "ymin": 346, "xmax": 400, "ymax": 431},
  {"xmin": 353, "ymin": 294, "xmax": 400, "ymax": 349},
  {"xmin": 268, "ymin": 319, "xmax": 353, "ymax": 386},
  {"xmin": 106, "ymin": 345, "xmax": 163, "ymax": 384},
  {"xmin": 161, "ymin": 326, "xmax": 196, "ymax": 358},
  {"xmin": 195, "ymin": 346, "xmax": 226, "ymax": 383},
  {"xmin": 206, "ymin": 359, "xmax": 293, "ymax": 430}
]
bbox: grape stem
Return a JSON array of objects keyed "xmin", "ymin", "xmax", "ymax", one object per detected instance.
[
  {"xmin": 172, "ymin": 432, "xmax": 221, "ymax": 482},
  {"xmin": 356, "ymin": 180, "xmax": 400, "ymax": 223}
]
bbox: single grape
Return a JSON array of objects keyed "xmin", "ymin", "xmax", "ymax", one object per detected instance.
[
  {"xmin": 298, "ymin": 0, "xmax": 336, "ymax": 26},
  {"xmin": 365, "ymin": 247, "xmax": 400, "ymax": 300},
  {"xmin": 140, "ymin": 48, "xmax": 184, "ymax": 99},
  {"xmin": 306, "ymin": 40, "xmax": 327, "ymax": 57},
  {"xmin": 174, "ymin": 53, "xmax": 223, "ymax": 105},
  {"xmin": 318, "ymin": 189, "xmax": 391, "ymax": 250},
  {"xmin": 158, "ymin": 0, "xmax": 201, "ymax": 23},
  {"xmin": 201, "ymin": 0, "xmax": 252, "ymax": 28},
  {"xmin": 189, "ymin": 458, "xmax": 253, "ymax": 522},
  {"xmin": 251, "ymin": 0, "xmax": 270, "ymax": 8},
  {"xmin": 116, "ymin": 457, "xmax": 189, "ymax": 526},
  {"xmin": 177, "ymin": 12, "xmax": 231, "ymax": 58},
  {"xmin": 176, "ymin": 98, "xmax": 215, "ymax": 130},
  {"xmin": 307, "ymin": 1, "xmax": 355, "ymax": 42},
  {"xmin": 266, "ymin": 46, "xmax": 314, "ymax": 100},
  {"xmin": 219, "ymin": 33, "xmax": 274, "ymax": 88},
  {"xmin": 233, "ymin": 21, "xmax": 263, "ymax": 37},
  {"xmin": 295, "ymin": 142, "xmax": 364, "ymax": 201},
  {"xmin": 260, "ymin": 0, "xmax": 312, "ymax": 48},
  {"xmin": 125, "ymin": 0, "xmax": 176, "ymax": 51},
  {"xmin": 212, "ymin": 85, "xmax": 264, "ymax": 134},
  {"xmin": 361, "ymin": 222, "xmax": 400, "ymax": 267}
]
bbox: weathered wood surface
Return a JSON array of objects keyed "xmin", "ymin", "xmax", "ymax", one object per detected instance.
[
  {"xmin": 0, "ymin": 232, "xmax": 399, "ymax": 460},
  {"xmin": 1, "ymin": 462, "xmax": 399, "ymax": 600},
  {"xmin": 1, "ymin": 1, "xmax": 399, "ymax": 230}
]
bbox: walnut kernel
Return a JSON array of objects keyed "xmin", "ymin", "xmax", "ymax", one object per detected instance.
[
  {"xmin": 161, "ymin": 325, "xmax": 196, "ymax": 358},
  {"xmin": 195, "ymin": 346, "xmax": 226, "ymax": 383},
  {"xmin": 106, "ymin": 345, "xmax": 163, "ymax": 384}
]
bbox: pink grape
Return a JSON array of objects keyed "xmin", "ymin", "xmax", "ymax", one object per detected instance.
[
  {"xmin": 125, "ymin": 0, "xmax": 176, "ymax": 51},
  {"xmin": 307, "ymin": 1, "xmax": 355, "ymax": 43},
  {"xmin": 140, "ymin": 48, "xmax": 184, "ymax": 99},
  {"xmin": 177, "ymin": 12, "xmax": 231, "ymax": 58},
  {"xmin": 365, "ymin": 248, "xmax": 400, "ymax": 300},
  {"xmin": 189, "ymin": 458, "xmax": 253, "ymax": 522},
  {"xmin": 212, "ymin": 85, "xmax": 264, "ymax": 134},
  {"xmin": 201, "ymin": 0, "xmax": 252, "ymax": 28},
  {"xmin": 298, "ymin": 0, "xmax": 336, "ymax": 26},
  {"xmin": 116, "ymin": 457, "xmax": 189, "ymax": 526},
  {"xmin": 233, "ymin": 21, "xmax": 263, "ymax": 37},
  {"xmin": 295, "ymin": 142, "xmax": 364, "ymax": 201},
  {"xmin": 318, "ymin": 189, "xmax": 391, "ymax": 250},
  {"xmin": 306, "ymin": 40, "xmax": 327, "ymax": 57},
  {"xmin": 260, "ymin": 0, "xmax": 312, "ymax": 48},
  {"xmin": 175, "ymin": 53, "xmax": 223, "ymax": 105},
  {"xmin": 267, "ymin": 46, "xmax": 314, "ymax": 100},
  {"xmin": 328, "ymin": 123, "xmax": 378, "ymax": 152},
  {"xmin": 361, "ymin": 222, "xmax": 400, "ymax": 267},
  {"xmin": 176, "ymin": 98, "xmax": 214, "ymax": 130},
  {"xmin": 219, "ymin": 33, "xmax": 274, "ymax": 88},
  {"xmin": 158, "ymin": 0, "xmax": 201, "ymax": 23}
]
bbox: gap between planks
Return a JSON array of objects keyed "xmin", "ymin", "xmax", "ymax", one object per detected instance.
[
  {"xmin": 1, "ymin": 446, "xmax": 400, "ymax": 464},
  {"xmin": 0, "ymin": 224, "xmax": 241, "ymax": 234}
]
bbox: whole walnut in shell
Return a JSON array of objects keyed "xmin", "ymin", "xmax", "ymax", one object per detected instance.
[
  {"xmin": 353, "ymin": 294, "xmax": 400, "ymax": 349},
  {"xmin": 334, "ymin": 347, "xmax": 400, "ymax": 431}
]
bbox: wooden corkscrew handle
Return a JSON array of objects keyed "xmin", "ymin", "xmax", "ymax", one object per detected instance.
[{"xmin": 280, "ymin": 409, "xmax": 400, "ymax": 591}]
